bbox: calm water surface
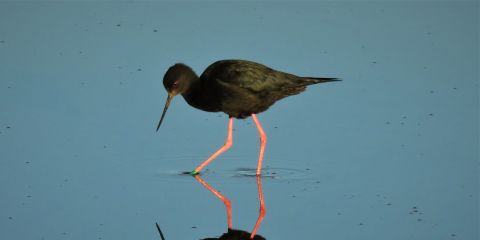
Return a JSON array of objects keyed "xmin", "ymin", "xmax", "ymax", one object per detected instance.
[{"xmin": 0, "ymin": 2, "xmax": 478, "ymax": 240}]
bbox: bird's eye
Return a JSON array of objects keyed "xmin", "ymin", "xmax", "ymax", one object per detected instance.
[{"xmin": 172, "ymin": 82, "xmax": 178, "ymax": 87}]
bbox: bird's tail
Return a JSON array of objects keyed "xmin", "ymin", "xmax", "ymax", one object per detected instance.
[{"xmin": 306, "ymin": 77, "xmax": 341, "ymax": 84}]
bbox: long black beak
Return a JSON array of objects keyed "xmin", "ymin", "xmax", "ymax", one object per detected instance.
[{"xmin": 156, "ymin": 93, "xmax": 173, "ymax": 131}]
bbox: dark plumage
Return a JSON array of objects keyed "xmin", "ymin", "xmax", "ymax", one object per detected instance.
[{"xmin": 157, "ymin": 59, "xmax": 339, "ymax": 130}]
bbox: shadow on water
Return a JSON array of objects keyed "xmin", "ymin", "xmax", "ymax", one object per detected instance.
[{"xmin": 155, "ymin": 174, "xmax": 266, "ymax": 240}]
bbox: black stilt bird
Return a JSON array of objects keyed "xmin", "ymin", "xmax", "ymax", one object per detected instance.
[{"xmin": 156, "ymin": 59, "xmax": 339, "ymax": 175}]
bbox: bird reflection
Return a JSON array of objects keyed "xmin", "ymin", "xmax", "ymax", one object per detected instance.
[
  {"xmin": 156, "ymin": 175, "xmax": 266, "ymax": 240},
  {"xmin": 194, "ymin": 175, "xmax": 266, "ymax": 240},
  {"xmin": 201, "ymin": 228, "xmax": 266, "ymax": 240}
]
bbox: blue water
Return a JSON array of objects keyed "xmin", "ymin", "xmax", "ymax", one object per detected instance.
[{"xmin": 0, "ymin": 2, "xmax": 478, "ymax": 240}]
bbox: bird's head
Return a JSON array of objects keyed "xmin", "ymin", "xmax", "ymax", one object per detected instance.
[{"xmin": 156, "ymin": 63, "xmax": 197, "ymax": 131}]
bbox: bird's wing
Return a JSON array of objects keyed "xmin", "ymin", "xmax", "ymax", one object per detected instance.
[{"xmin": 203, "ymin": 60, "xmax": 306, "ymax": 98}]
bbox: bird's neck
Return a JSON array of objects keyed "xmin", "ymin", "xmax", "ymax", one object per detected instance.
[
  {"xmin": 181, "ymin": 75, "xmax": 220, "ymax": 112},
  {"xmin": 180, "ymin": 72, "xmax": 201, "ymax": 104},
  {"xmin": 182, "ymin": 73, "xmax": 200, "ymax": 96}
]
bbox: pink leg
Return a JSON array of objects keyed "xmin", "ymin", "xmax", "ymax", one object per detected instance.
[
  {"xmin": 250, "ymin": 175, "xmax": 266, "ymax": 239},
  {"xmin": 251, "ymin": 114, "xmax": 267, "ymax": 176},
  {"xmin": 192, "ymin": 117, "xmax": 234, "ymax": 175},
  {"xmin": 194, "ymin": 175, "xmax": 233, "ymax": 229}
]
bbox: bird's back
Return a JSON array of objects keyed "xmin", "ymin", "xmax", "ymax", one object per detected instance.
[
  {"xmin": 197, "ymin": 59, "xmax": 337, "ymax": 118},
  {"xmin": 201, "ymin": 60, "xmax": 301, "ymax": 93}
]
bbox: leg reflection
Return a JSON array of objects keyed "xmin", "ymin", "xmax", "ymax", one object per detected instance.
[
  {"xmin": 250, "ymin": 175, "xmax": 266, "ymax": 239},
  {"xmin": 193, "ymin": 175, "xmax": 267, "ymax": 239},
  {"xmin": 194, "ymin": 175, "xmax": 233, "ymax": 229}
]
